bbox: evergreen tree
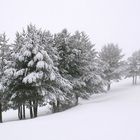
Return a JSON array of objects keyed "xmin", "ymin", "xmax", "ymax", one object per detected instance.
[
  {"xmin": 39, "ymin": 29, "xmax": 73, "ymax": 112},
  {"xmin": 98, "ymin": 43, "xmax": 124, "ymax": 90},
  {"xmin": 7, "ymin": 25, "xmax": 72, "ymax": 119},
  {"xmin": 126, "ymin": 50, "xmax": 140, "ymax": 84},
  {"xmin": 54, "ymin": 30, "xmax": 105, "ymax": 105}
]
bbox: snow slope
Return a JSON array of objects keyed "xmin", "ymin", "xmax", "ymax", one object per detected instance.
[{"xmin": 1, "ymin": 78, "xmax": 140, "ymax": 140}]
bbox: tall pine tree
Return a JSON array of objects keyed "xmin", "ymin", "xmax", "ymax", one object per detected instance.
[
  {"xmin": 98, "ymin": 43, "xmax": 124, "ymax": 90},
  {"xmin": 54, "ymin": 30, "xmax": 105, "ymax": 105}
]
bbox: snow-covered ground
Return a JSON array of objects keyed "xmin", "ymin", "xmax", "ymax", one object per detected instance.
[{"xmin": 1, "ymin": 78, "xmax": 140, "ymax": 140}]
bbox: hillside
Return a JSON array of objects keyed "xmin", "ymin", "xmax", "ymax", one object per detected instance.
[{"xmin": 1, "ymin": 78, "xmax": 140, "ymax": 140}]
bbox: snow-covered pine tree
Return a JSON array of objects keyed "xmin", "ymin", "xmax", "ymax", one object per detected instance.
[
  {"xmin": 53, "ymin": 29, "xmax": 79, "ymax": 106},
  {"xmin": 54, "ymin": 30, "xmax": 105, "ymax": 105},
  {"xmin": 5, "ymin": 30, "xmax": 33, "ymax": 119},
  {"xmin": 7, "ymin": 25, "xmax": 72, "ymax": 119},
  {"xmin": 69, "ymin": 31, "xmax": 105, "ymax": 103},
  {"xmin": 126, "ymin": 50, "xmax": 140, "ymax": 84},
  {"xmin": 38, "ymin": 29, "xmax": 73, "ymax": 112},
  {"xmin": 98, "ymin": 43, "xmax": 124, "ymax": 90},
  {"xmin": 0, "ymin": 33, "xmax": 10, "ymax": 123}
]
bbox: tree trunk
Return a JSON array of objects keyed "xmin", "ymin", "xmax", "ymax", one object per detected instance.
[
  {"xmin": 18, "ymin": 105, "xmax": 22, "ymax": 120},
  {"xmin": 107, "ymin": 83, "xmax": 111, "ymax": 91},
  {"xmin": 56, "ymin": 100, "xmax": 60, "ymax": 112},
  {"xmin": 29, "ymin": 100, "xmax": 33, "ymax": 118},
  {"xmin": 23, "ymin": 104, "xmax": 26, "ymax": 119},
  {"xmin": 135, "ymin": 75, "xmax": 137, "ymax": 85},
  {"xmin": 20, "ymin": 105, "xmax": 22, "ymax": 119},
  {"xmin": 18, "ymin": 106, "xmax": 20, "ymax": 120},
  {"xmin": 33, "ymin": 100, "xmax": 38, "ymax": 118},
  {"xmin": 52, "ymin": 102, "xmax": 57, "ymax": 113},
  {"xmin": 75, "ymin": 94, "xmax": 79, "ymax": 106},
  {"xmin": 0, "ymin": 103, "xmax": 2, "ymax": 123},
  {"xmin": 132, "ymin": 76, "xmax": 134, "ymax": 85}
]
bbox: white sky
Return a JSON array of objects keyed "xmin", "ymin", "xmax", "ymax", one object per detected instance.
[{"xmin": 0, "ymin": 0, "xmax": 140, "ymax": 57}]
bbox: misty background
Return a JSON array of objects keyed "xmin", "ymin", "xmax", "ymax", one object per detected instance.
[{"xmin": 0, "ymin": 0, "xmax": 140, "ymax": 57}]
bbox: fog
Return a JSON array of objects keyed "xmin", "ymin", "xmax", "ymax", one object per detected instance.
[{"xmin": 0, "ymin": 0, "xmax": 140, "ymax": 57}]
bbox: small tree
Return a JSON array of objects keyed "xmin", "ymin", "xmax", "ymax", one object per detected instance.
[
  {"xmin": 126, "ymin": 50, "xmax": 140, "ymax": 84},
  {"xmin": 98, "ymin": 43, "xmax": 124, "ymax": 90}
]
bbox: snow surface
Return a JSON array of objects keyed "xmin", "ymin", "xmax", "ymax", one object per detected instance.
[{"xmin": 1, "ymin": 78, "xmax": 140, "ymax": 140}]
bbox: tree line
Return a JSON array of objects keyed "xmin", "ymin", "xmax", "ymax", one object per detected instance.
[{"xmin": 0, "ymin": 24, "xmax": 139, "ymax": 123}]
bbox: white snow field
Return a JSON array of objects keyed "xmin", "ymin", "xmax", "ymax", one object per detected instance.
[{"xmin": 1, "ymin": 78, "xmax": 140, "ymax": 140}]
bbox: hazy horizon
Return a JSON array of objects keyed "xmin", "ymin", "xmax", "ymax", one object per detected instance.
[{"xmin": 0, "ymin": 0, "xmax": 140, "ymax": 57}]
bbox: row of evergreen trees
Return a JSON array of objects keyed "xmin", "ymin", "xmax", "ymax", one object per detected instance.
[{"xmin": 0, "ymin": 24, "xmax": 136, "ymax": 123}]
